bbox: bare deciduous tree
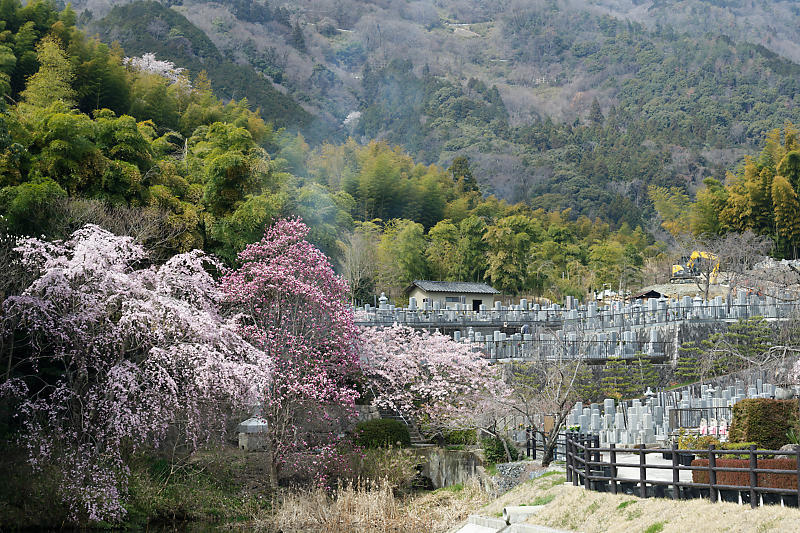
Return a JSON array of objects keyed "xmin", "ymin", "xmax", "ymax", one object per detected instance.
[
  {"xmin": 503, "ymin": 327, "xmax": 590, "ymax": 466},
  {"xmin": 338, "ymin": 225, "xmax": 380, "ymax": 303}
]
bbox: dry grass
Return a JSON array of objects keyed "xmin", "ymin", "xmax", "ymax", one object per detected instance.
[
  {"xmin": 482, "ymin": 471, "xmax": 800, "ymax": 533},
  {"xmin": 248, "ymin": 478, "xmax": 488, "ymax": 532}
]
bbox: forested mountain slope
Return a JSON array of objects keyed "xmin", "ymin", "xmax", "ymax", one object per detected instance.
[{"xmin": 66, "ymin": 0, "xmax": 800, "ymax": 227}]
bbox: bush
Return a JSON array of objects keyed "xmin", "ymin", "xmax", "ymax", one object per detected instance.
[
  {"xmin": 482, "ymin": 435, "xmax": 520, "ymax": 464},
  {"xmin": 444, "ymin": 429, "xmax": 477, "ymax": 445},
  {"xmin": 677, "ymin": 431, "xmax": 720, "ymax": 457},
  {"xmin": 354, "ymin": 419, "xmax": 411, "ymax": 448},
  {"xmin": 728, "ymin": 399, "xmax": 800, "ymax": 450},
  {"xmin": 720, "ymin": 441, "xmax": 758, "ymax": 459}
]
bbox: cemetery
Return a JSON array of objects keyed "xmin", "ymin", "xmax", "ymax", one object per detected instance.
[{"xmin": 356, "ymin": 290, "xmax": 800, "ymax": 361}]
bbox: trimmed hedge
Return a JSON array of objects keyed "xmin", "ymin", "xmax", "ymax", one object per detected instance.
[
  {"xmin": 692, "ymin": 458, "xmax": 798, "ymax": 489},
  {"xmin": 728, "ymin": 399, "xmax": 800, "ymax": 450},
  {"xmin": 354, "ymin": 419, "xmax": 411, "ymax": 448}
]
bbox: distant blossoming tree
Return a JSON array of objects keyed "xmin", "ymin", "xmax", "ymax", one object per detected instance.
[
  {"xmin": 360, "ymin": 324, "xmax": 510, "ymax": 451},
  {"xmin": 0, "ymin": 225, "xmax": 269, "ymax": 523},
  {"xmin": 221, "ymin": 218, "xmax": 361, "ymax": 487},
  {"xmin": 123, "ymin": 53, "xmax": 189, "ymax": 85}
]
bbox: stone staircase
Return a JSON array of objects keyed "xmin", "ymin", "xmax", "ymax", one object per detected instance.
[{"xmin": 378, "ymin": 407, "xmax": 429, "ymax": 445}]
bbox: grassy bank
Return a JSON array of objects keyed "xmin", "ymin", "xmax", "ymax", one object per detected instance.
[
  {"xmin": 481, "ymin": 470, "xmax": 800, "ymax": 533},
  {"xmin": 245, "ymin": 479, "xmax": 489, "ymax": 533}
]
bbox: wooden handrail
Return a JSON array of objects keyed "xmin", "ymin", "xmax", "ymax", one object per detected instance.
[{"xmin": 563, "ymin": 432, "xmax": 800, "ymax": 508}]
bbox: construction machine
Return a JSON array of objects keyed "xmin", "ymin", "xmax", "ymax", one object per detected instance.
[{"xmin": 671, "ymin": 251, "xmax": 719, "ymax": 284}]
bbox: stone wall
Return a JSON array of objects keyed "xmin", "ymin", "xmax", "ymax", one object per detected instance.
[{"xmin": 416, "ymin": 447, "xmax": 492, "ymax": 491}]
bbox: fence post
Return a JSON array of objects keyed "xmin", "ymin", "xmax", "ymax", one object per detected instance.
[
  {"xmin": 639, "ymin": 446, "xmax": 647, "ymax": 498},
  {"xmin": 749, "ymin": 444, "xmax": 758, "ymax": 509},
  {"xmin": 565, "ymin": 433, "xmax": 572, "ymax": 483},
  {"xmin": 670, "ymin": 441, "xmax": 680, "ymax": 500},
  {"xmin": 584, "ymin": 434, "xmax": 591, "ymax": 490},
  {"xmin": 795, "ymin": 450, "xmax": 800, "ymax": 507},
  {"xmin": 553, "ymin": 431, "xmax": 558, "ymax": 461},
  {"xmin": 708, "ymin": 444, "xmax": 717, "ymax": 503},
  {"xmin": 610, "ymin": 443, "xmax": 617, "ymax": 495},
  {"xmin": 593, "ymin": 434, "xmax": 600, "ymax": 464},
  {"xmin": 572, "ymin": 434, "xmax": 579, "ymax": 487}
]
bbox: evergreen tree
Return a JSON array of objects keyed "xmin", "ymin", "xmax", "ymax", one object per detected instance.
[{"xmin": 676, "ymin": 342, "xmax": 702, "ymax": 383}]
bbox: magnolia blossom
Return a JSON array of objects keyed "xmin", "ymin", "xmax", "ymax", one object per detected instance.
[
  {"xmin": 123, "ymin": 53, "xmax": 188, "ymax": 85},
  {"xmin": 2, "ymin": 225, "xmax": 269, "ymax": 522},
  {"xmin": 221, "ymin": 218, "xmax": 362, "ymax": 487},
  {"xmin": 360, "ymin": 324, "xmax": 508, "ymax": 432}
]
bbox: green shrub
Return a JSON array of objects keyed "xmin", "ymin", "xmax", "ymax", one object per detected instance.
[
  {"xmin": 482, "ymin": 435, "xmax": 520, "ymax": 464},
  {"xmin": 728, "ymin": 399, "xmax": 800, "ymax": 450},
  {"xmin": 676, "ymin": 431, "xmax": 719, "ymax": 457},
  {"xmin": 444, "ymin": 429, "xmax": 477, "ymax": 445},
  {"xmin": 720, "ymin": 441, "xmax": 758, "ymax": 458},
  {"xmin": 354, "ymin": 419, "xmax": 411, "ymax": 448}
]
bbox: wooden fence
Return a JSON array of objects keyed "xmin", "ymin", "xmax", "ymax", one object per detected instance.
[
  {"xmin": 525, "ymin": 429, "xmax": 566, "ymax": 461},
  {"xmin": 565, "ymin": 432, "xmax": 800, "ymax": 508}
]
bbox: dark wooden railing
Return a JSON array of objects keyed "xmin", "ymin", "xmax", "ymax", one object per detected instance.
[
  {"xmin": 525, "ymin": 429, "xmax": 566, "ymax": 461},
  {"xmin": 564, "ymin": 432, "xmax": 800, "ymax": 508}
]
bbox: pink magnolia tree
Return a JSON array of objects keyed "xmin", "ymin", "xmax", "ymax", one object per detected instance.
[
  {"xmin": 0, "ymin": 225, "xmax": 269, "ymax": 523},
  {"xmin": 221, "ymin": 218, "xmax": 361, "ymax": 488},
  {"xmin": 360, "ymin": 324, "xmax": 511, "ymax": 452}
]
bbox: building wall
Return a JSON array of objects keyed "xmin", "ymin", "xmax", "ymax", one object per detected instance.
[{"xmin": 408, "ymin": 288, "xmax": 495, "ymax": 310}]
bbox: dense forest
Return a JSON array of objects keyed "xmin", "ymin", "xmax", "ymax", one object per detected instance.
[
  {"xmin": 3, "ymin": 0, "xmax": 800, "ymax": 306},
  {"xmin": 0, "ymin": 0, "xmax": 669, "ymax": 306},
  {"xmin": 43, "ymin": 0, "xmax": 796, "ymax": 231}
]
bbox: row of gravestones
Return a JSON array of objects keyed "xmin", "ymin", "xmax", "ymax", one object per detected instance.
[
  {"xmin": 359, "ymin": 290, "xmax": 800, "ymax": 330},
  {"xmin": 565, "ymin": 379, "xmax": 791, "ymax": 447},
  {"xmin": 357, "ymin": 290, "xmax": 800, "ymax": 360},
  {"xmin": 450, "ymin": 327, "xmax": 667, "ymax": 360}
]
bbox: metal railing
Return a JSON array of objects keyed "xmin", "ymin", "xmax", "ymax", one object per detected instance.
[{"xmin": 668, "ymin": 407, "xmax": 733, "ymax": 430}]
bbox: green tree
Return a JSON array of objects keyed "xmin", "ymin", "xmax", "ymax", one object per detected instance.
[
  {"xmin": 377, "ymin": 219, "xmax": 428, "ymax": 287},
  {"xmin": 447, "ymin": 155, "xmax": 478, "ymax": 192},
  {"xmin": 484, "ymin": 215, "xmax": 541, "ymax": 294},
  {"xmin": 426, "ymin": 219, "xmax": 459, "ymax": 280},
  {"xmin": 772, "ymin": 174, "xmax": 800, "ymax": 257},
  {"xmin": 20, "ymin": 35, "xmax": 75, "ymax": 110}
]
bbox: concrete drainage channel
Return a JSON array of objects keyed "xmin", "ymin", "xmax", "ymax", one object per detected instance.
[{"xmin": 453, "ymin": 508, "xmax": 569, "ymax": 533}]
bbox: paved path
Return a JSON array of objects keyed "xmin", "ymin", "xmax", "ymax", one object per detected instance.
[
  {"xmin": 598, "ymin": 451, "xmax": 693, "ymax": 484},
  {"xmin": 451, "ymin": 511, "xmax": 572, "ymax": 533}
]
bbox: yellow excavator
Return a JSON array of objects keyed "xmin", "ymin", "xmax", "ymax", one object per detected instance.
[{"xmin": 671, "ymin": 251, "xmax": 719, "ymax": 284}]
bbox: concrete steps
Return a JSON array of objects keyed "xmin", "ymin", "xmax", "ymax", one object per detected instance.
[
  {"xmin": 378, "ymin": 407, "xmax": 429, "ymax": 444},
  {"xmin": 450, "ymin": 512, "xmax": 570, "ymax": 533}
]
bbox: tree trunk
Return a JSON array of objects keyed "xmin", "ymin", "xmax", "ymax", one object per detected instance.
[
  {"xmin": 501, "ymin": 434, "xmax": 513, "ymax": 463},
  {"xmin": 541, "ymin": 432, "xmax": 558, "ymax": 467},
  {"xmin": 266, "ymin": 445, "xmax": 279, "ymax": 489}
]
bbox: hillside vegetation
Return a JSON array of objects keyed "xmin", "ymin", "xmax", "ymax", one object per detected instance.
[{"xmin": 63, "ymin": 0, "xmax": 800, "ymax": 229}]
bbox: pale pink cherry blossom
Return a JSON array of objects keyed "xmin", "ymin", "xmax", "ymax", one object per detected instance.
[
  {"xmin": 359, "ymin": 324, "xmax": 510, "ymax": 439},
  {"xmin": 2, "ymin": 225, "xmax": 269, "ymax": 523}
]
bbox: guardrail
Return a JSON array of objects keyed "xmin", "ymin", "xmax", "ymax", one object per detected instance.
[{"xmin": 565, "ymin": 432, "xmax": 800, "ymax": 507}]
